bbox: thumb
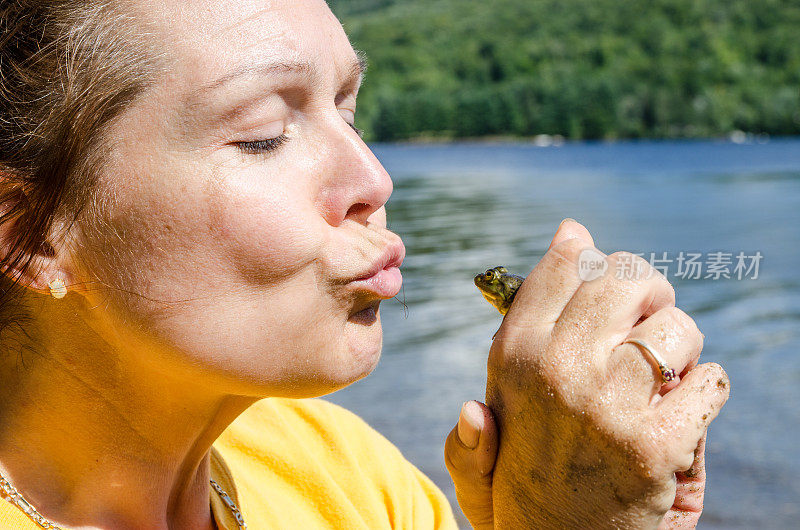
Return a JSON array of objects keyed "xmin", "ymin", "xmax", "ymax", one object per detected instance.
[
  {"xmin": 444, "ymin": 401, "xmax": 497, "ymax": 530},
  {"xmin": 549, "ymin": 217, "xmax": 595, "ymax": 249}
]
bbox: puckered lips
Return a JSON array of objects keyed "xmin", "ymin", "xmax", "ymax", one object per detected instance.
[{"xmin": 347, "ymin": 240, "xmax": 405, "ymax": 299}]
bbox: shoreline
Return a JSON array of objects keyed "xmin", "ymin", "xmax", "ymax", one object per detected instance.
[{"xmin": 373, "ymin": 131, "xmax": 791, "ymax": 147}]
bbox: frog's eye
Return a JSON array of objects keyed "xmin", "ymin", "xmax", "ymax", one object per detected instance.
[{"xmin": 485, "ymin": 270, "xmax": 495, "ymax": 280}]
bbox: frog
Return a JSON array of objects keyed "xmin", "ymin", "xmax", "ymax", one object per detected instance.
[{"xmin": 474, "ymin": 266, "xmax": 525, "ymax": 315}]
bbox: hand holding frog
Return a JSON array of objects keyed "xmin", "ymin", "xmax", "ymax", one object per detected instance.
[{"xmin": 444, "ymin": 220, "xmax": 730, "ymax": 529}]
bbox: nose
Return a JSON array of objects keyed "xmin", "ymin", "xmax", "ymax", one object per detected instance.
[{"xmin": 318, "ymin": 121, "xmax": 393, "ymax": 227}]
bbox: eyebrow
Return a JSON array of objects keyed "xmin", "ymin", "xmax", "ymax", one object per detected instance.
[{"xmin": 188, "ymin": 51, "xmax": 368, "ymax": 103}]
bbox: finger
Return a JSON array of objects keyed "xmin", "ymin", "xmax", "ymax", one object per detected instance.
[
  {"xmin": 553, "ymin": 251, "xmax": 676, "ymax": 350},
  {"xmin": 548, "ymin": 218, "xmax": 595, "ymax": 249},
  {"xmin": 675, "ymin": 431, "xmax": 707, "ymax": 502},
  {"xmin": 660, "ymin": 432, "xmax": 707, "ymax": 529},
  {"xmin": 444, "ymin": 401, "xmax": 498, "ymax": 529},
  {"xmin": 659, "ymin": 507, "xmax": 702, "ymax": 530},
  {"xmin": 503, "ymin": 219, "xmax": 598, "ymax": 330},
  {"xmin": 610, "ymin": 306, "xmax": 704, "ymax": 399},
  {"xmin": 655, "ymin": 363, "xmax": 730, "ymax": 470}
]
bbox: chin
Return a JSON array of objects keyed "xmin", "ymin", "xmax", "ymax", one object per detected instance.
[
  {"xmin": 290, "ymin": 343, "xmax": 382, "ymax": 399},
  {"xmin": 343, "ymin": 303, "xmax": 384, "ymax": 379},
  {"xmin": 239, "ymin": 303, "xmax": 385, "ymax": 399}
]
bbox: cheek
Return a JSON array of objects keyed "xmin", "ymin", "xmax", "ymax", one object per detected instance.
[{"xmin": 206, "ymin": 175, "xmax": 325, "ymax": 283}]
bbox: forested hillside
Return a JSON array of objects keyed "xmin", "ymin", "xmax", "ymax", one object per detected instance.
[{"xmin": 328, "ymin": 0, "xmax": 800, "ymax": 141}]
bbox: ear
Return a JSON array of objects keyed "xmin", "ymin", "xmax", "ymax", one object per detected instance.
[{"xmin": 0, "ymin": 177, "xmax": 75, "ymax": 298}]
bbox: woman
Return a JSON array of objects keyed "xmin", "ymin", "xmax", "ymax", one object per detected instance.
[{"xmin": 0, "ymin": 1, "xmax": 729, "ymax": 528}]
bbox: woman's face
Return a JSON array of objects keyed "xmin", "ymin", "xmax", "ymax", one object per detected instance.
[{"xmin": 72, "ymin": 0, "xmax": 403, "ymax": 398}]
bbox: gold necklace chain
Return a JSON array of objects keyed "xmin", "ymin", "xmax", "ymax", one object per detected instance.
[{"xmin": 0, "ymin": 470, "xmax": 247, "ymax": 529}]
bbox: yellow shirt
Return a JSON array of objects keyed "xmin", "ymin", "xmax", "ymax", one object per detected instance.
[{"xmin": 1, "ymin": 398, "xmax": 458, "ymax": 529}]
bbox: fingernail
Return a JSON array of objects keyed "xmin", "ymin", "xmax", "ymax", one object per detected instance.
[
  {"xmin": 559, "ymin": 217, "xmax": 578, "ymax": 226},
  {"xmin": 457, "ymin": 401, "xmax": 481, "ymax": 449}
]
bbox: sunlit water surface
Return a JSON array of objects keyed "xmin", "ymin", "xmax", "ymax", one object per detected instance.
[{"xmin": 328, "ymin": 138, "xmax": 800, "ymax": 529}]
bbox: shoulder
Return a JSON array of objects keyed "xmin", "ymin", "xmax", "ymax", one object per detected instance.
[
  {"xmin": 237, "ymin": 396, "xmax": 377, "ymax": 434},
  {"xmin": 214, "ymin": 398, "xmax": 457, "ymax": 529},
  {"xmin": 218, "ymin": 397, "xmax": 397, "ymax": 455},
  {"xmin": 218, "ymin": 397, "xmax": 422, "ymax": 485}
]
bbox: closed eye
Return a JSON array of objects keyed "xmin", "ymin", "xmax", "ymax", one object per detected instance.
[
  {"xmin": 235, "ymin": 120, "xmax": 362, "ymax": 156},
  {"xmin": 234, "ymin": 134, "xmax": 289, "ymax": 155}
]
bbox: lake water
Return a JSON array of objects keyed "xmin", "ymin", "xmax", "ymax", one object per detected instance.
[{"xmin": 327, "ymin": 138, "xmax": 800, "ymax": 529}]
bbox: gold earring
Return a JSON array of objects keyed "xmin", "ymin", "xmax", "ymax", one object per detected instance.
[{"xmin": 48, "ymin": 278, "xmax": 67, "ymax": 299}]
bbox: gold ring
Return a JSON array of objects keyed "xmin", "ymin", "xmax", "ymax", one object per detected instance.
[{"xmin": 623, "ymin": 338, "xmax": 677, "ymax": 384}]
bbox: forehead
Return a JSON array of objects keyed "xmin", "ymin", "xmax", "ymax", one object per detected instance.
[{"xmin": 132, "ymin": 0, "xmax": 355, "ymax": 92}]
